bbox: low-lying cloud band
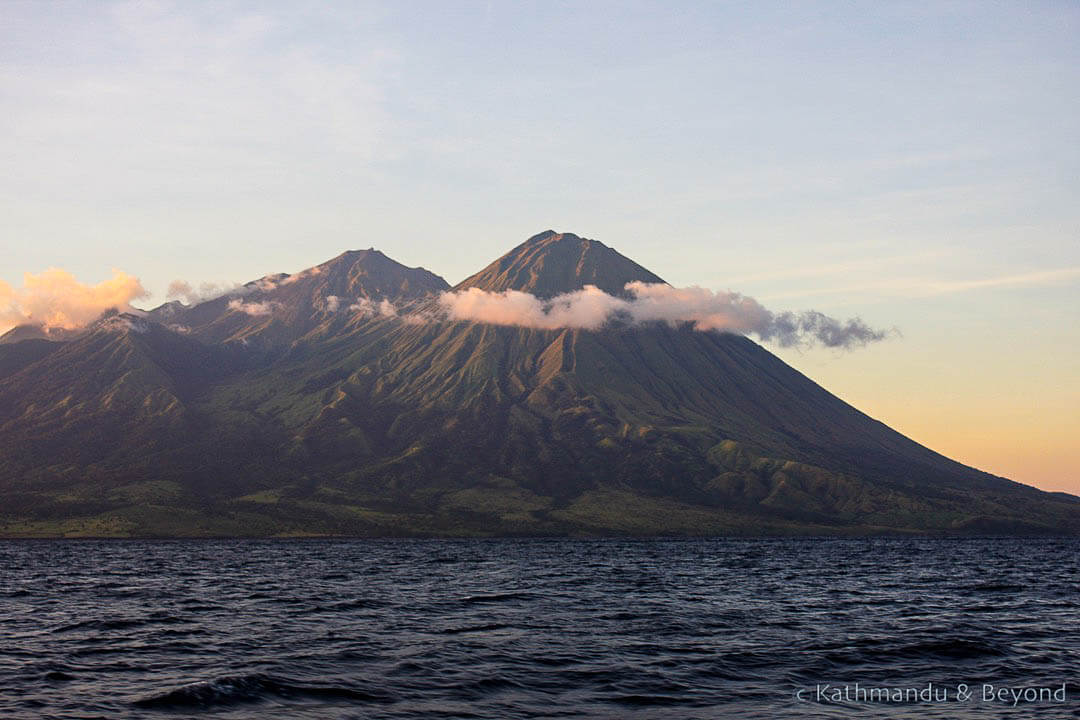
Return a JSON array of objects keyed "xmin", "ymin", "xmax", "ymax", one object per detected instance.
[
  {"xmin": 2, "ymin": 267, "xmax": 891, "ymax": 352},
  {"xmin": 439, "ymin": 282, "xmax": 890, "ymax": 349}
]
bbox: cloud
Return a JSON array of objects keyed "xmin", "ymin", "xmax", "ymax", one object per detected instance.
[
  {"xmin": 0, "ymin": 268, "xmax": 148, "ymax": 333},
  {"xmin": 166, "ymin": 278, "xmax": 212, "ymax": 304},
  {"xmin": 99, "ymin": 315, "xmax": 149, "ymax": 334},
  {"xmin": 623, "ymin": 282, "xmax": 890, "ymax": 348},
  {"xmin": 281, "ymin": 267, "xmax": 322, "ymax": 285},
  {"xmin": 322, "ymin": 295, "xmax": 398, "ymax": 317},
  {"xmin": 169, "ymin": 265, "xmax": 329, "ymax": 309},
  {"xmin": 227, "ymin": 298, "xmax": 279, "ymax": 316},
  {"xmin": 918, "ymin": 267, "xmax": 1080, "ymax": 295},
  {"xmin": 760, "ymin": 266, "xmax": 1080, "ymax": 303},
  {"xmin": 168, "ymin": 279, "xmax": 244, "ymax": 304},
  {"xmin": 167, "ymin": 274, "xmax": 284, "ymax": 305},
  {"xmin": 253, "ymin": 276, "xmax": 281, "ymax": 292},
  {"xmin": 402, "ymin": 308, "xmax": 438, "ymax": 325},
  {"xmin": 436, "ymin": 283, "xmax": 891, "ymax": 350},
  {"xmin": 2, "ymin": 3, "xmax": 391, "ymax": 208},
  {"xmin": 767, "ymin": 310, "xmax": 891, "ymax": 348},
  {"xmin": 440, "ymin": 286, "xmax": 623, "ymax": 330},
  {"xmin": 348, "ymin": 297, "xmax": 398, "ymax": 317}
]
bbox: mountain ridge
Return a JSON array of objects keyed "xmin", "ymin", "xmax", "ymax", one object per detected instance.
[{"xmin": 0, "ymin": 231, "xmax": 1075, "ymax": 537}]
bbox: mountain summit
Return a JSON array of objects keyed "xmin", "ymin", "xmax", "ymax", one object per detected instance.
[
  {"xmin": 150, "ymin": 249, "xmax": 449, "ymax": 348},
  {"xmin": 309, "ymin": 248, "xmax": 450, "ymax": 301},
  {"xmin": 0, "ymin": 232, "xmax": 1076, "ymax": 537},
  {"xmin": 455, "ymin": 230, "xmax": 665, "ymax": 298}
]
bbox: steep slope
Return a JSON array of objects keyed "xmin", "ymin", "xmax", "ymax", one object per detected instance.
[
  {"xmin": 0, "ymin": 314, "xmax": 242, "ymax": 464},
  {"xmin": 239, "ymin": 313, "xmax": 1070, "ymax": 535},
  {"xmin": 0, "ymin": 233, "xmax": 1076, "ymax": 537},
  {"xmin": 455, "ymin": 230, "xmax": 664, "ymax": 298},
  {"xmin": 168, "ymin": 248, "xmax": 449, "ymax": 347},
  {"xmin": 0, "ymin": 338, "xmax": 62, "ymax": 379}
]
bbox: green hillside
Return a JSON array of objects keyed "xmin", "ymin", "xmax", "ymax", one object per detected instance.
[{"xmin": 1, "ymin": 232, "xmax": 1076, "ymax": 537}]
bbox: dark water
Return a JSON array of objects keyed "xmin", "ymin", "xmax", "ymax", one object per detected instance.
[{"xmin": 1, "ymin": 538, "xmax": 1078, "ymax": 719}]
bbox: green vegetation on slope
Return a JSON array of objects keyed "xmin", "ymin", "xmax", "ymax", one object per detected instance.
[{"xmin": 1, "ymin": 234, "xmax": 1076, "ymax": 537}]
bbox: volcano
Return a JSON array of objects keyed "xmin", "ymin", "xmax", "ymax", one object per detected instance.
[{"xmin": 0, "ymin": 231, "xmax": 1076, "ymax": 536}]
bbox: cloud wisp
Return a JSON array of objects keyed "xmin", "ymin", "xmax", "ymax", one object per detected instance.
[
  {"xmin": 167, "ymin": 274, "xmax": 284, "ymax": 304},
  {"xmin": 347, "ymin": 297, "xmax": 397, "ymax": 318},
  {"xmin": 0, "ymin": 268, "xmax": 148, "ymax": 333},
  {"xmin": 321, "ymin": 295, "xmax": 398, "ymax": 317},
  {"xmin": 437, "ymin": 283, "xmax": 890, "ymax": 349},
  {"xmin": 227, "ymin": 299, "xmax": 280, "ymax": 316},
  {"xmin": 168, "ymin": 267, "xmax": 327, "ymax": 306},
  {"xmin": 167, "ymin": 280, "xmax": 236, "ymax": 305},
  {"xmin": 281, "ymin": 267, "xmax": 322, "ymax": 285}
]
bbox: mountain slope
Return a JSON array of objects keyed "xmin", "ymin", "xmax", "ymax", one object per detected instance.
[
  {"xmin": 0, "ymin": 233, "xmax": 1075, "ymax": 537},
  {"xmin": 0, "ymin": 338, "xmax": 61, "ymax": 378},
  {"xmin": 455, "ymin": 230, "xmax": 664, "ymax": 298},
  {"xmin": 166, "ymin": 248, "xmax": 449, "ymax": 347}
]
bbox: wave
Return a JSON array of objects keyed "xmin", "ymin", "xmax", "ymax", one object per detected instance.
[
  {"xmin": 54, "ymin": 612, "xmax": 185, "ymax": 634},
  {"xmin": 459, "ymin": 592, "xmax": 533, "ymax": 605},
  {"xmin": 133, "ymin": 674, "xmax": 397, "ymax": 709},
  {"xmin": 439, "ymin": 623, "xmax": 508, "ymax": 635},
  {"xmin": 53, "ymin": 618, "xmax": 144, "ymax": 633}
]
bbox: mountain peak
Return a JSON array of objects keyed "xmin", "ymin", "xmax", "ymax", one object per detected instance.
[
  {"xmin": 523, "ymin": 229, "xmax": 560, "ymax": 244},
  {"xmin": 455, "ymin": 230, "xmax": 665, "ymax": 299},
  {"xmin": 323, "ymin": 247, "xmax": 381, "ymax": 264},
  {"xmin": 311, "ymin": 248, "xmax": 449, "ymax": 300}
]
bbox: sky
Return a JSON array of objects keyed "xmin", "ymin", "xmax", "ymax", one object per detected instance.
[{"xmin": 1, "ymin": 1, "xmax": 1078, "ymax": 493}]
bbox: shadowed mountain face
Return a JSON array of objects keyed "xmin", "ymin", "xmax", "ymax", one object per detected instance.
[
  {"xmin": 0, "ymin": 233, "xmax": 1076, "ymax": 537},
  {"xmin": 0, "ymin": 324, "xmax": 83, "ymax": 345}
]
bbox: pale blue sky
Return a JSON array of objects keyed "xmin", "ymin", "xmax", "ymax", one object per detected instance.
[{"xmin": 2, "ymin": 1, "xmax": 1078, "ymax": 490}]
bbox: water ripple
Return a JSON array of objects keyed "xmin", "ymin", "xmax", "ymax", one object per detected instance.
[{"xmin": 0, "ymin": 538, "xmax": 1076, "ymax": 719}]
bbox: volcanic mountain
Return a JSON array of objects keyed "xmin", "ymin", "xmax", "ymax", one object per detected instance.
[
  {"xmin": 0, "ymin": 231, "xmax": 1076, "ymax": 537},
  {"xmin": 455, "ymin": 230, "xmax": 664, "ymax": 297}
]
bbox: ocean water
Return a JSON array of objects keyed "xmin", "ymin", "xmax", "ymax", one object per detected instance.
[{"xmin": 0, "ymin": 538, "xmax": 1077, "ymax": 719}]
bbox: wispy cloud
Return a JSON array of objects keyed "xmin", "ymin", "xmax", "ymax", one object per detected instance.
[
  {"xmin": 348, "ymin": 297, "xmax": 398, "ymax": 317},
  {"xmin": 761, "ymin": 266, "xmax": 1080, "ymax": 302},
  {"xmin": 99, "ymin": 315, "xmax": 149, "ymax": 334},
  {"xmin": 1, "ymin": 3, "xmax": 392, "ymax": 205},
  {"xmin": 227, "ymin": 299, "xmax": 279, "ymax": 316},
  {"xmin": 918, "ymin": 267, "xmax": 1080, "ymax": 295},
  {"xmin": 281, "ymin": 267, "xmax": 322, "ymax": 285},
  {"xmin": 167, "ymin": 280, "xmax": 240, "ymax": 304},
  {"xmin": 722, "ymin": 249, "xmax": 953, "ymax": 286},
  {"xmin": 167, "ymin": 272, "xmax": 293, "ymax": 304}
]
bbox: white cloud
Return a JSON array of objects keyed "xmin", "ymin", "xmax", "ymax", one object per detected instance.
[
  {"xmin": 227, "ymin": 298, "xmax": 279, "ymax": 316},
  {"xmin": 281, "ymin": 267, "xmax": 323, "ymax": 285},
  {"xmin": 348, "ymin": 297, "xmax": 398, "ymax": 317},
  {"xmin": 436, "ymin": 283, "xmax": 890, "ymax": 349}
]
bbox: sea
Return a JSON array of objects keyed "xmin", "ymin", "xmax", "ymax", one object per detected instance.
[{"xmin": 1, "ymin": 537, "xmax": 1077, "ymax": 719}]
